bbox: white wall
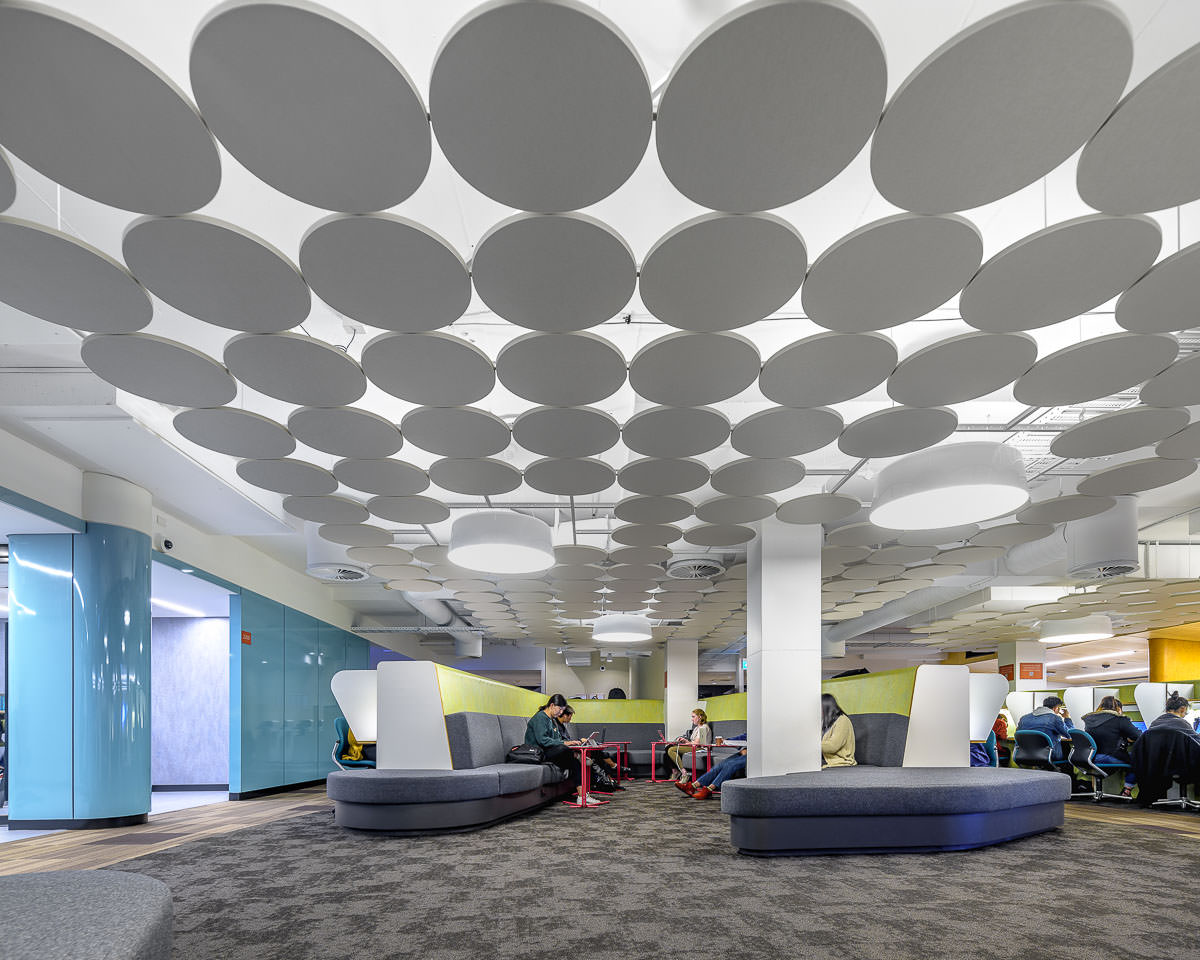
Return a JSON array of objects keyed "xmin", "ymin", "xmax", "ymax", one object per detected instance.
[
  {"xmin": 0, "ymin": 425, "xmax": 84, "ymax": 520},
  {"xmin": 544, "ymin": 651, "xmax": 633, "ymax": 700}
]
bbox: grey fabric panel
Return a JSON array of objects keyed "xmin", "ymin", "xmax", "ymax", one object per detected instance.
[
  {"xmin": 720, "ymin": 767, "xmax": 1071, "ymax": 817},
  {"xmin": 489, "ymin": 763, "xmax": 545, "ymax": 793},
  {"xmin": 334, "ymin": 786, "xmax": 569, "ymax": 833},
  {"xmin": 499, "ymin": 714, "xmax": 530, "ymax": 750},
  {"xmin": 597, "ymin": 723, "xmax": 659, "ymax": 748},
  {"xmin": 849, "ymin": 712, "xmax": 909, "ymax": 767},
  {"xmin": 0, "ymin": 869, "xmax": 173, "ymax": 960},
  {"xmin": 711, "ymin": 720, "xmax": 747, "ymax": 740},
  {"xmin": 444, "ymin": 712, "xmax": 506, "ymax": 769},
  {"xmin": 541, "ymin": 763, "xmax": 567, "ymax": 785},
  {"xmin": 327, "ymin": 768, "xmax": 500, "ymax": 803}
]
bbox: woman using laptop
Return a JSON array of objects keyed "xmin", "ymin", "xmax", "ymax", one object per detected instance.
[
  {"xmin": 665, "ymin": 708, "xmax": 713, "ymax": 782},
  {"xmin": 526, "ymin": 693, "xmax": 596, "ymax": 804}
]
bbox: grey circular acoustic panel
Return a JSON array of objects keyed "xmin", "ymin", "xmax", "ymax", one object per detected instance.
[
  {"xmin": 190, "ymin": 1, "xmax": 429, "ymax": 211},
  {"xmin": 554, "ymin": 545, "xmax": 606, "ymax": 565},
  {"xmin": 711, "ymin": 458, "xmax": 805, "ymax": 497},
  {"xmin": 896, "ymin": 524, "xmax": 978, "ymax": 546},
  {"xmin": 613, "ymin": 496, "xmax": 693, "ymax": 525},
  {"xmin": 0, "ymin": 217, "xmax": 151, "ymax": 333},
  {"xmin": 695, "ymin": 496, "xmax": 776, "ymax": 525},
  {"xmin": 0, "ymin": 4, "xmax": 219, "ymax": 213},
  {"xmin": 361, "ymin": 332, "xmax": 494, "ymax": 406},
  {"xmin": 429, "ymin": 0, "xmax": 650, "ymax": 211},
  {"xmin": 1014, "ymin": 495, "xmax": 1115, "ymax": 525},
  {"xmin": 524, "ymin": 458, "xmax": 615, "ymax": 496},
  {"xmin": 628, "ymin": 332, "xmax": 759, "ymax": 406},
  {"xmin": 471, "ymin": 213, "xmax": 635, "ymax": 332},
  {"xmin": 639, "ymin": 213, "xmax": 806, "ymax": 332},
  {"xmin": 81, "ymin": 334, "xmax": 237, "ymax": 408},
  {"xmin": 346, "ymin": 546, "xmax": 414, "ymax": 566},
  {"xmin": 867, "ymin": 545, "xmax": 938, "ymax": 565},
  {"xmin": 621, "ymin": 406, "xmax": 730, "ymax": 459},
  {"xmin": 1049, "ymin": 407, "xmax": 1189, "ymax": 460},
  {"xmin": 611, "ymin": 524, "xmax": 682, "ymax": 547},
  {"xmin": 174, "ymin": 408, "xmax": 294, "ymax": 459},
  {"xmin": 960, "ymin": 215, "xmax": 1161, "ymax": 333},
  {"xmin": 1116, "ymin": 241, "xmax": 1200, "ymax": 335},
  {"xmin": 655, "ymin": 0, "xmax": 884, "ymax": 212},
  {"xmin": 401, "ymin": 407, "xmax": 509, "ymax": 459},
  {"xmin": 123, "ymin": 216, "xmax": 310, "ymax": 334},
  {"xmin": 428, "ymin": 458, "xmax": 522, "ymax": 496},
  {"xmin": 281, "ymin": 495, "xmax": 367, "ymax": 525},
  {"xmin": 870, "ymin": 0, "xmax": 1131, "ymax": 213},
  {"xmin": 731, "ymin": 407, "xmax": 842, "ymax": 458},
  {"xmin": 617, "ymin": 458, "xmax": 709, "ymax": 496},
  {"xmin": 970, "ymin": 523, "xmax": 1055, "ymax": 549},
  {"xmin": 300, "ymin": 215, "xmax": 470, "ymax": 332},
  {"xmin": 318, "ymin": 523, "xmax": 392, "ymax": 548},
  {"xmin": 0, "ymin": 147, "xmax": 15, "ymax": 212},
  {"xmin": 496, "ymin": 332, "xmax": 626, "ymax": 406},
  {"xmin": 237, "ymin": 458, "xmax": 337, "ymax": 496},
  {"xmin": 776, "ymin": 493, "xmax": 861, "ymax": 525},
  {"xmin": 760, "ymin": 332, "xmax": 897, "ymax": 407},
  {"xmin": 288, "ymin": 407, "xmax": 403, "ymax": 460},
  {"xmin": 1157, "ymin": 424, "xmax": 1200, "ymax": 461},
  {"xmin": 512, "ymin": 406, "xmax": 619, "ymax": 458},
  {"xmin": 838, "ymin": 406, "xmax": 957, "ymax": 459},
  {"xmin": 367, "ymin": 496, "xmax": 451, "ymax": 525},
  {"xmin": 224, "ymin": 333, "xmax": 366, "ymax": 407},
  {"xmin": 825, "ymin": 522, "xmax": 897, "ymax": 548},
  {"xmin": 333, "ymin": 459, "xmax": 430, "ymax": 497},
  {"xmin": 803, "ymin": 214, "xmax": 982, "ymax": 332},
  {"xmin": 1013, "ymin": 333, "xmax": 1178, "ymax": 407},
  {"xmin": 1076, "ymin": 458, "xmax": 1197, "ymax": 497},
  {"xmin": 1141, "ymin": 354, "xmax": 1200, "ymax": 409},
  {"xmin": 1077, "ymin": 43, "xmax": 1200, "ymax": 214},
  {"xmin": 888, "ymin": 332, "xmax": 1037, "ymax": 406},
  {"xmin": 683, "ymin": 524, "xmax": 755, "ymax": 547}
]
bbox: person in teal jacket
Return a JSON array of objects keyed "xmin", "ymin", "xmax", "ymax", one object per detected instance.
[{"xmin": 526, "ymin": 693, "xmax": 592, "ymax": 802}]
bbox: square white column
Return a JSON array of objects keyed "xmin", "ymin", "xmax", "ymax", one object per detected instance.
[{"xmin": 664, "ymin": 639, "xmax": 699, "ymax": 736}]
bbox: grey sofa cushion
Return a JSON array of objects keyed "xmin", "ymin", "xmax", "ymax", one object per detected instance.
[
  {"xmin": 487, "ymin": 763, "xmax": 545, "ymax": 792},
  {"xmin": 721, "ymin": 767, "xmax": 1071, "ymax": 817},
  {"xmin": 0, "ymin": 870, "xmax": 173, "ymax": 960},
  {"xmin": 850, "ymin": 713, "xmax": 909, "ymax": 766},
  {"xmin": 598, "ymin": 722, "xmax": 659, "ymax": 749},
  {"xmin": 327, "ymin": 768, "xmax": 500, "ymax": 803},
  {"xmin": 499, "ymin": 714, "xmax": 530, "ymax": 750},
  {"xmin": 711, "ymin": 720, "xmax": 747, "ymax": 740},
  {"xmin": 445, "ymin": 712, "xmax": 507, "ymax": 769}
]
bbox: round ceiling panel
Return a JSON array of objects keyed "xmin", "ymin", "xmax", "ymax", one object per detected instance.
[
  {"xmin": 346, "ymin": 546, "xmax": 414, "ymax": 566},
  {"xmin": 899, "ymin": 563, "xmax": 967, "ymax": 580},
  {"xmin": 553, "ymin": 545, "xmax": 607, "ymax": 565},
  {"xmin": 81, "ymin": 334, "xmax": 236, "ymax": 407},
  {"xmin": 429, "ymin": 0, "xmax": 650, "ymax": 211},
  {"xmin": 191, "ymin": 2, "xmax": 429, "ymax": 211},
  {"xmin": 838, "ymin": 406, "xmax": 957, "ymax": 459},
  {"xmin": 628, "ymin": 331, "xmax": 759, "ymax": 406},
  {"xmin": 1014, "ymin": 495, "xmax": 1115, "ymax": 525},
  {"xmin": 0, "ymin": 4, "xmax": 220, "ymax": 213},
  {"xmin": 731, "ymin": 406, "xmax": 842, "ymax": 458},
  {"xmin": 776, "ymin": 493, "xmax": 861, "ymax": 525},
  {"xmin": 523, "ymin": 457, "xmax": 615, "ymax": 496},
  {"xmin": 607, "ymin": 563, "xmax": 666, "ymax": 582},
  {"xmin": 333, "ymin": 459, "xmax": 430, "ymax": 497},
  {"xmin": 401, "ymin": 407, "xmax": 509, "ymax": 459},
  {"xmin": 288, "ymin": 407, "xmax": 403, "ymax": 460},
  {"xmin": 429, "ymin": 458, "xmax": 523, "ymax": 497},
  {"xmin": 123, "ymin": 215, "xmax": 309, "ymax": 333},
  {"xmin": 760, "ymin": 332, "xmax": 897, "ymax": 407},
  {"xmin": 866, "ymin": 545, "xmax": 938, "ymax": 565},
  {"xmin": 970, "ymin": 523, "xmax": 1055, "ymax": 549},
  {"xmin": 367, "ymin": 496, "xmax": 451, "ymax": 525},
  {"xmin": 1013, "ymin": 333, "xmax": 1178, "ymax": 407},
  {"xmin": 299, "ymin": 215, "xmax": 470, "ymax": 332},
  {"xmin": 317, "ymin": 523, "xmax": 392, "ymax": 548},
  {"xmin": 934, "ymin": 545, "xmax": 1005, "ymax": 566},
  {"xmin": 695, "ymin": 495, "xmax": 777, "ymax": 525},
  {"xmin": 471, "ymin": 213, "xmax": 635, "ymax": 332},
  {"xmin": 1076, "ymin": 458, "xmax": 1197, "ymax": 497},
  {"xmin": 617, "ymin": 458, "xmax": 709, "ymax": 496},
  {"xmin": 870, "ymin": 0, "xmax": 1132, "ymax": 212},
  {"xmin": 683, "ymin": 524, "xmax": 755, "ymax": 547},
  {"xmin": 1141, "ymin": 354, "xmax": 1200, "ymax": 409},
  {"xmin": 1156, "ymin": 423, "xmax": 1200, "ymax": 461},
  {"xmin": 1049, "ymin": 406, "xmax": 1189, "ymax": 459},
  {"xmin": 512, "ymin": 406, "xmax": 619, "ymax": 459},
  {"xmin": 236, "ymin": 458, "xmax": 337, "ymax": 496},
  {"xmin": 896, "ymin": 524, "xmax": 979, "ymax": 546},
  {"xmin": 655, "ymin": 0, "xmax": 884, "ymax": 212},
  {"xmin": 710, "ymin": 458, "xmax": 806, "ymax": 497},
  {"xmin": 391, "ymin": 580, "xmax": 443, "ymax": 594},
  {"xmin": 1116, "ymin": 241, "xmax": 1200, "ymax": 335},
  {"xmin": 611, "ymin": 524, "xmax": 682, "ymax": 547},
  {"xmin": 960, "ymin": 215, "xmax": 1161, "ymax": 333},
  {"xmin": 803, "ymin": 214, "xmax": 983, "ymax": 332},
  {"xmin": 639, "ymin": 213, "xmax": 806, "ymax": 332},
  {"xmin": 613, "ymin": 495, "xmax": 694, "ymax": 525},
  {"xmin": 621, "ymin": 406, "xmax": 730, "ymax": 459},
  {"xmin": 825, "ymin": 522, "xmax": 897, "ymax": 548},
  {"xmin": 887, "ymin": 332, "xmax": 1038, "ymax": 406},
  {"xmin": 608, "ymin": 545, "xmax": 672, "ymax": 565},
  {"xmin": 281, "ymin": 495, "xmax": 368, "ymax": 525},
  {"xmin": 224, "ymin": 333, "xmax": 366, "ymax": 407},
  {"xmin": 174, "ymin": 407, "xmax": 294, "ymax": 459},
  {"xmin": 496, "ymin": 331, "xmax": 626, "ymax": 406},
  {"xmin": 361, "ymin": 332, "xmax": 494, "ymax": 406},
  {"xmin": 0, "ymin": 217, "xmax": 152, "ymax": 333}
]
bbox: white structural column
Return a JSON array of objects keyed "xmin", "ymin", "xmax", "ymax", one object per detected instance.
[
  {"xmin": 664, "ymin": 639, "xmax": 699, "ymax": 736},
  {"xmin": 997, "ymin": 639, "xmax": 1046, "ymax": 692},
  {"xmin": 746, "ymin": 517, "xmax": 823, "ymax": 777}
]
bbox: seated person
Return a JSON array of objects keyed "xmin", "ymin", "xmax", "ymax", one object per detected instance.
[
  {"xmin": 526, "ymin": 693, "xmax": 594, "ymax": 805},
  {"xmin": 559, "ymin": 705, "xmax": 621, "ymax": 790},
  {"xmin": 1017, "ymin": 695, "xmax": 1074, "ymax": 762},
  {"xmin": 1149, "ymin": 691, "xmax": 1200, "ymax": 744},
  {"xmin": 821, "ymin": 693, "xmax": 856, "ymax": 767},
  {"xmin": 677, "ymin": 732, "xmax": 747, "ymax": 800},
  {"xmin": 665, "ymin": 709, "xmax": 713, "ymax": 782},
  {"xmin": 1083, "ymin": 694, "xmax": 1140, "ymax": 796}
]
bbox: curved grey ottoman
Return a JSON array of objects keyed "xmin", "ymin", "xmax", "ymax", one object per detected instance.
[
  {"xmin": 721, "ymin": 767, "xmax": 1071, "ymax": 856},
  {"xmin": 0, "ymin": 870, "xmax": 172, "ymax": 960}
]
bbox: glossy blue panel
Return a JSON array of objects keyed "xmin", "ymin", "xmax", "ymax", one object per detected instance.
[
  {"xmin": 237, "ymin": 591, "xmax": 285, "ymax": 792},
  {"xmin": 7, "ymin": 535, "xmax": 75, "ymax": 820},
  {"xmin": 347, "ymin": 634, "xmax": 370, "ymax": 671},
  {"xmin": 317, "ymin": 624, "xmax": 347, "ymax": 777},
  {"xmin": 72, "ymin": 522, "xmax": 152, "ymax": 820},
  {"xmin": 228, "ymin": 594, "xmax": 243, "ymax": 793},
  {"xmin": 284, "ymin": 608, "xmax": 319, "ymax": 784}
]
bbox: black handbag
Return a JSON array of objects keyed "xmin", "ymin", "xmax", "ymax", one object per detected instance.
[{"xmin": 507, "ymin": 744, "xmax": 544, "ymax": 764}]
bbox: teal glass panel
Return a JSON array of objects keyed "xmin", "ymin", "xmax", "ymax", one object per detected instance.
[
  {"xmin": 7, "ymin": 534, "xmax": 75, "ymax": 820},
  {"xmin": 72, "ymin": 522, "xmax": 152, "ymax": 820},
  {"xmin": 237, "ymin": 591, "xmax": 285, "ymax": 792},
  {"xmin": 284, "ymin": 608, "xmax": 319, "ymax": 784},
  {"xmin": 317, "ymin": 624, "xmax": 347, "ymax": 777},
  {"xmin": 346, "ymin": 633, "xmax": 370, "ymax": 670}
]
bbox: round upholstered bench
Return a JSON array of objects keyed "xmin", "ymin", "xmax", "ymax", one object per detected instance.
[
  {"xmin": 0, "ymin": 870, "xmax": 173, "ymax": 960},
  {"xmin": 720, "ymin": 767, "xmax": 1071, "ymax": 856}
]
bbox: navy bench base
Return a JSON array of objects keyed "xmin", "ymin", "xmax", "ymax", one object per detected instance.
[{"xmin": 333, "ymin": 783, "xmax": 573, "ymax": 835}]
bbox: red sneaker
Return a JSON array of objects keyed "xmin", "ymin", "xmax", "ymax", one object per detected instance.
[
  {"xmin": 692, "ymin": 786, "xmax": 712, "ymax": 800},
  {"xmin": 674, "ymin": 779, "xmax": 692, "ymax": 794}
]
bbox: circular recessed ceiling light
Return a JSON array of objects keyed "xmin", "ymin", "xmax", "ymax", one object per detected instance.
[
  {"xmin": 592, "ymin": 613, "xmax": 652, "ymax": 644},
  {"xmin": 1039, "ymin": 614, "xmax": 1113, "ymax": 645},
  {"xmin": 870, "ymin": 442, "xmax": 1028, "ymax": 530},
  {"xmin": 447, "ymin": 510, "xmax": 553, "ymax": 575}
]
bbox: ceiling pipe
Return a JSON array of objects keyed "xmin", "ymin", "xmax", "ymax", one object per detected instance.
[
  {"xmin": 822, "ymin": 584, "xmax": 990, "ymax": 645},
  {"xmin": 402, "ymin": 592, "xmax": 457, "ymax": 626}
]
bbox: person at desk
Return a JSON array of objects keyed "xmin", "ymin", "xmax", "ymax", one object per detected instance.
[
  {"xmin": 821, "ymin": 693, "xmax": 856, "ymax": 767},
  {"xmin": 1149, "ymin": 691, "xmax": 1200, "ymax": 743},
  {"xmin": 665, "ymin": 709, "xmax": 713, "ymax": 782},
  {"xmin": 1083, "ymin": 695, "xmax": 1140, "ymax": 797},
  {"xmin": 1131, "ymin": 691, "xmax": 1200, "ymax": 806},
  {"xmin": 560, "ymin": 704, "xmax": 621, "ymax": 792},
  {"xmin": 526, "ymin": 693, "xmax": 591, "ymax": 804},
  {"xmin": 677, "ymin": 732, "xmax": 747, "ymax": 800},
  {"xmin": 1017, "ymin": 696, "xmax": 1074, "ymax": 762}
]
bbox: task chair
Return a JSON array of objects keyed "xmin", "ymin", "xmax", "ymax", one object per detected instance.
[
  {"xmin": 1067, "ymin": 730, "xmax": 1133, "ymax": 802},
  {"xmin": 332, "ymin": 717, "xmax": 375, "ymax": 771},
  {"xmin": 1012, "ymin": 730, "xmax": 1060, "ymax": 771}
]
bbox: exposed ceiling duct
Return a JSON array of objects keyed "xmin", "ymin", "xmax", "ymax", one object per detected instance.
[
  {"xmin": 823, "ymin": 584, "xmax": 991, "ymax": 645},
  {"xmin": 1066, "ymin": 496, "xmax": 1138, "ymax": 579},
  {"xmin": 304, "ymin": 522, "xmax": 368, "ymax": 582}
]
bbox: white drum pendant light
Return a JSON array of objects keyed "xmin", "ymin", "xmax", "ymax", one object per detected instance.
[
  {"xmin": 1039, "ymin": 614, "xmax": 1114, "ymax": 645},
  {"xmin": 870, "ymin": 442, "xmax": 1029, "ymax": 529},
  {"xmin": 447, "ymin": 510, "xmax": 554, "ymax": 574},
  {"xmin": 593, "ymin": 613, "xmax": 652, "ymax": 643}
]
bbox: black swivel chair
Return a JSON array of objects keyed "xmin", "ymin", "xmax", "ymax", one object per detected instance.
[
  {"xmin": 1131, "ymin": 727, "xmax": 1200, "ymax": 810},
  {"xmin": 1013, "ymin": 729, "xmax": 1060, "ymax": 771},
  {"xmin": 1067, "ymin": 730, "xmax": 1133, "ymax": 802}
]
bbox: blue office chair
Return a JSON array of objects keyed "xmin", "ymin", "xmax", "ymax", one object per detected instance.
[
  {"xmin": 332, "ymin": 717, "xmax": 375, "ymax": 771},
  {"xmin": 1012, "ymin": 729, "xmax": 1065, "ymax": 772},
  {"xmin": 984, "ymin": 730, "xmax": 999, "ymax": 768},
  {"xmin": 1067, "ymin": 729, "xmax": 1132, "ymax": 802}
]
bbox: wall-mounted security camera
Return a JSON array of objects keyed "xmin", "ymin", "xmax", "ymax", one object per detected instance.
[{"xmin": 155, "ymin": 535, "xmax": 175, "ymax": 552}]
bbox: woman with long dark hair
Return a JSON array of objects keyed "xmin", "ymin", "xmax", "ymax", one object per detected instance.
[
  {"xmin": 525, "ymin": 693, "xmax": 597, "ymax": 803},
  {"xmin": 821, "ymin": 693, "xmax": 856, "ymax": 767}
]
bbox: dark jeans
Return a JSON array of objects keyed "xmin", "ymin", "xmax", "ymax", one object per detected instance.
[
  {"xmin": 1095, "ymin": 752, "xmax": 1136, "ymax": 787},
  {"xmin": 543, "ymin": 744, "xmax": 580, "ymax": 788}
]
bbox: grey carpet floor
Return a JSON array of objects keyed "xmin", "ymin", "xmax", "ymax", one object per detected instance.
[{"xmin": 118, "ymin": 782, "xmax": 1199, "ymax": 960}]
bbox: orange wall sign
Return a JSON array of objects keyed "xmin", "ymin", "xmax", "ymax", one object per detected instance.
[
  {"xmin": 999, "ymin": 663, "xmax": 1014, "ymax": 681},
  {"xmin": 1018, "ymin": 662, "xmax": 1043, "ymax": 680},
  {"xmin": 241, "ymin": 630, "xmax": 252, "ymax": 645}
]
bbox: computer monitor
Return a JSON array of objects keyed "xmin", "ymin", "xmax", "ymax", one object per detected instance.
[{"xmin": 1131, "ymin": 720, "xmax": 1147, "ymax": 733}]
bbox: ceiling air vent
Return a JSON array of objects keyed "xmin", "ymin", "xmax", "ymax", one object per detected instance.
[
  {"xmin": 306, "ymin": 562, "xmax": 369, "ymax": 583},
  {"xmin": 1066, "ymin": 496, "xmax": 1138, "ymax": 581},
  {"xmin": 666, "ymin": 557, "xmax": 726, "ymax": 580}
]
